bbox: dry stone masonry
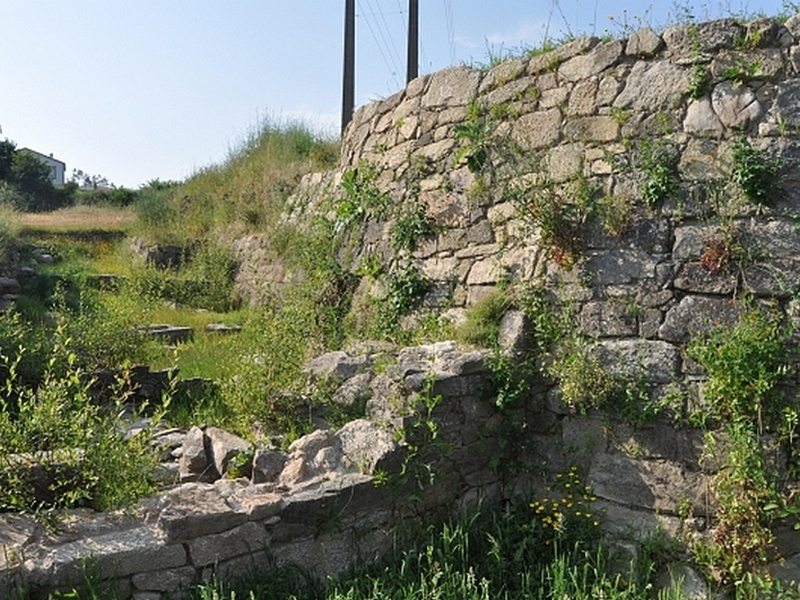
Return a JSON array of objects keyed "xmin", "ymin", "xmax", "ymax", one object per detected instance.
[{"xmin": 5, "ymin": 14, "xmax": 800, "ymax": 599}]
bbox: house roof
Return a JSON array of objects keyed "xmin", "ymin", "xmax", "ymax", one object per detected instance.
[{"xmin": 19, "ymin": 148, "xmax": 66, "ymax": 168}]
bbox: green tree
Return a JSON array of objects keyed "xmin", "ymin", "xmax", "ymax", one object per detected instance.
[{"xmin": 0, "ymin": 139, "xmax": 16, "ymax": 181}]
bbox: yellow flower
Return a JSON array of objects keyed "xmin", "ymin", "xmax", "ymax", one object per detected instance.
[
  {"xmin": 593, "ymin": 521, "xmax": 599, "ymax": 526},
  {"xmin": 575, "ymin": 511, "xmax": 581, "ymax": 516}
]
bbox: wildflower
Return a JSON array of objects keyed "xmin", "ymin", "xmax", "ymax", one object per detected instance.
[{"xmin": 575, "ymin": 511, "xmax": 581, "ymax": 516}]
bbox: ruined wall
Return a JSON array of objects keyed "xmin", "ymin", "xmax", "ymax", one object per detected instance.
[{"xmin": 7, "ymin": 14, "xmax": 800, "ymax": 599}]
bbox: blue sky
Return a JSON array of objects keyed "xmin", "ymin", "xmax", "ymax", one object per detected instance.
[{"xmin": 0, "ymin": 1, "xmax": 788, "ymax": 189}]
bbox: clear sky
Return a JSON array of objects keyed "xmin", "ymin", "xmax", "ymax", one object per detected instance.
[{"xmin": 0, "ymin": 0, "xmax": 789, "ymax": 189}]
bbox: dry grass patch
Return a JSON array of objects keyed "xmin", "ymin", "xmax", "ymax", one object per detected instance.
[{"xmin": 14, "ymin": 205, "xmax": 136, "ymax": 234}]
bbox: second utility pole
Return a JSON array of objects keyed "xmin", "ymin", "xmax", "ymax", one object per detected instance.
[
  {"xmin": 341, "ymin": 0, "xmax": 356, "ymax": 136},
  {"xmin": 406, "ymin": 0, "xmax": 419, "ymax": 83}
]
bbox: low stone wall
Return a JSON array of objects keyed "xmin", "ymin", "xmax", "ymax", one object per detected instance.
[
  {"xmin": 0, "ymin": 343, "xmax": 495, "ymax": 599},
  {"xmin": 3, "ymin": 338, "xmax": 799, "ymax": 598}
]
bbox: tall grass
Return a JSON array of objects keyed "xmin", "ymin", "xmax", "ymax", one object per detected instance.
[
  {"xmin": 133, "ymin": 118, "xmax": 339, "ymax": 244},
  {"xmin": 180, "ymin": 490, "xmax": 687, "ymax": 600}
]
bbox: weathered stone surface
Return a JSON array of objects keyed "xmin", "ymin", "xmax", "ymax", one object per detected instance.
[
  {"xmin": 512, "ymin": 109, "xmax": 562, "ymax": 149},
  {"xmin": 466, "ymin": 258, "xmax": 500, "ymax": 285},
  {"xmin": 613, "ymin": 61, "xmax": 689, "ymax": 112},
  {"xmin": 684, "ymin": 98, "xmax": 725, "ymax": 137},
  {"xmin": 711, "ymin": 81, "xmax": 763, "ymax": 129},
  {"xmin": 498, "ymin": 310, "xmax": 531, "ymax": 357},
  {"xmin": 188, "ymin": 521, "xmax": 267, "ymax": 567},
  {"xmin": 774, "ymin": 79, "xmax": 800, "ymax": 127},
  {"xmin": 305, "ymin": 351, "xmax": 373, "ymax": 381},
  {"xmin": 567, "ymin": 79, "xmax": 597, "ymax": 115},
  {"xmin": 584, "ymin": 249, "xmax": 659, "ymax": 285},
  {"xmin": 742, "ymin": 259, "xmax": 800, "ymax": 297},
  {"xmin": 589, "ymin": 453, "xmax": 709, "ymax": 515},
  {"xmin": 158, "ymin": 484, "xmax": 249, "ymax": 542},
  {"xmin": 252, "ymin": 449, "xmax": 288, "ymax": 484},
  {"xmin": 527, "ymin": 36, "xmax": 599, "ymax": 74},
  {"xmin": 25, "ymin": 526, "xmax": 186, "ymax": 586},
  {"xmin": 547, "ymin": 142, "xmax": 584, "ymax": 181},
  {"xmin": 662, "ymin": 19, "xmax": 743, "ymax": 60},
  {"xmin": 673, "ymin": 225, "xmax": 712, "ymax": 260},
  {"xmin": 658, "ymin": 296, "xmax": 742, "ymax": 344},
  {"xmin": 205, "ymin": 427, "xmax": 252, "ymax": 478},
  {"xmin": 626, "ymin": 27, "xmax": 663, "ymax": 56},
  {"xmin": 673, "ymin": 262, "xmax": 738, "ymax": 295},
  {"xmin": 579, "ymin": 301, "xmax": 638, "ymax": 337},
  {"xmin": 558, "ymin": 40, "xmax": 623, "ymax": 82},
  {"xmin": 337, "ymin": 419, "xmax": 401, "ymax": 474},
  {"xmin": 596, "ymin": 339, "xmax": 680, "ymax": 383},
  {"xmin": 331, "ymin": 372, "xmax": 373, "ymax": 408},
  {"xmin": 0, "ymin": 277, "xmax": 21, "ymax": 295},
  {"xmin": 242, "ymin": 496, "xmax": 283, "ymax": 523},
  {"xmin": 421, "ymin": 67, "xmax": 481, "ymax": 107},
  {"xmin": 179, "ymin": 426, "xmax": 209, "ymax": 481},
  {"xmin": 131, "ymin": 565, "xmax": 196, "ymax": 592},
  {"xmin": 563, "ymin": 115, "xmax": 619, "ymax": 142},
  {"xmin": 279, "ymin": 429, "xmax": 345, "ymax": 487}
]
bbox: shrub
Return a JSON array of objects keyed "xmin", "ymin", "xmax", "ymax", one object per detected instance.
[{"xmin": 0, "ymin": 343, "xmax": 159, "ymax": 513}]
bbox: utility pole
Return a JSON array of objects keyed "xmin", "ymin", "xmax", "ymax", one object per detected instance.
[
  {"xmin": 341, "ymin": 0, "xmax": 356, "ymax": 136},
  {"xmin": 406, "ymin": 0, "xmax": 419, "ymax": 83}
]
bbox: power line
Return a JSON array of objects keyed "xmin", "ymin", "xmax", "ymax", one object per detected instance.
[
  {"xmin": 359, "ymin": 0, "xmax": 402, "ymax": 90},
  {"xmin": 443, "ymin": 0, "xmax": 456, "ymax": 65},
  {"xmin": 372, "ymin": 0, "xmax": 404, "ymax": 76}
]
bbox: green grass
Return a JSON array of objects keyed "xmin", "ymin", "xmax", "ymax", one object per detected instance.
[
  {"xmin": 51, "ymin": 478, "xmax": 696, "ymax": 600},
  {"xmin": 132, "ymin": 117, "xmax": 339, "ymax": 245}
]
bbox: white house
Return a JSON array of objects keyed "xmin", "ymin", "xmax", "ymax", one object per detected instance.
[{"xmin": 19, "ymin": 148, "xmax": 66, "ymax": 187}]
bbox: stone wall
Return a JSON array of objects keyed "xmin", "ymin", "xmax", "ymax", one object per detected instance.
[{"xmin": 6, "ymin": 14, "xmax": 800, "ymax": 599}]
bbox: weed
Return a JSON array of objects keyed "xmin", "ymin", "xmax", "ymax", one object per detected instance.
[
  {"xmin": 637, "ymin": 139, "xmax": 680, "ymax": 208},
  {"xmin": 688, "ymin": 64, "xmax": 709, "ymax": 99},
  {"xmin": 729, "ymin": 137, "xmax": 783, "ymax": 205},
  {"xmin": 687, "ymin": 308, "xmax": 796, "ymax": 587},
  {"xmin": 510, "ymin": 167, "xmax": 601, "ymax": 269},
  {"xmin": 378, "ymin": 262, "xmax": 430, "ymax": 336},
  {"xmin": 456, "ymin": 289, "xmax": 511, "ymax": 348},
  {"xmin": 549, "ymin": 338, "xmax": 618, "ymax": 413},
  {"xmin": 454, "ymin": 100, "xmax": 494, "ymax": 175},
  {"xmin": 723, "ymin": 57, "xmax": 763, "ymax": 86},
  {"xmin": 390, "ymin": 203, "xmax": 435, "ymax": 253},
  {"xmin": 485, "ymin": 351, "xmax": 538, "ymax": 411},
  {"xmin": 335, "ymin": 162, "xmax": 391, "ymax": 233},
  {"xmin": 597, "ymin": 194, "xmax": 634, "ymax": 238}
]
